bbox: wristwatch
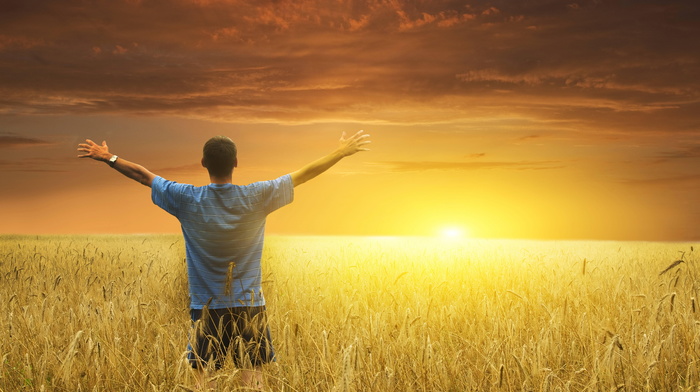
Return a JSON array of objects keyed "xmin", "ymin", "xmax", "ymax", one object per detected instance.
[{"xmin": 108, "ymin": 155, "xmax": 118, "ymax": 167}]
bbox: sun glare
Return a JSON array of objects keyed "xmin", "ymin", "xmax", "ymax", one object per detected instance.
[{"xmin": 439, "ymin": 226, "xmax": 469, "ymax": 239}]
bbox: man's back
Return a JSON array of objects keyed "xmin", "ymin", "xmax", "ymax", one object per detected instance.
[{"xmin": 151, "ymin": 174, "xmax": 294, "ymax": 309}]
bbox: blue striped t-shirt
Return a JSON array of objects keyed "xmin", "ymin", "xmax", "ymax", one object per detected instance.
[{"xmin": 151, "ymin": 174, "xmax": 294, "ymax": 309}]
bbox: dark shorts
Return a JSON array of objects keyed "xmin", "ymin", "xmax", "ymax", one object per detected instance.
[{"xmin": 188, "ymin": 306, "xmax": 276, "ymax": 369}]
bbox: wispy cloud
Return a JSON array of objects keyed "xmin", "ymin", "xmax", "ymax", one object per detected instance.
[
  {"xmin": 655, "ymin": 145, "xmax": 700, "ymax": 162},
  {"xmin": 0, "ymin": 133, "xmax": 53, "ymax": 148},
  {"xmin": 620, "ymin": 174, "xmax": 700, "ymax": 186},
  {"xmin": 516, "ymin": 134, "xmax": 543, "ymax": 142},
  {"xmin": 376, "ymin": 160, "xmax": 563, "ymax": 172},
  {"xmin": 154, "ymin": 163, "xmax": 203, "ymax": 174},
  {"xmin": 0, "ymin": 157, "xmax": 66, "ymax": 172}
]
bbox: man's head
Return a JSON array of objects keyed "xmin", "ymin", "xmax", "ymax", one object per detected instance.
[{"xmin": 202, "ymin": 136, "xmax": 237, "ymax": 178}]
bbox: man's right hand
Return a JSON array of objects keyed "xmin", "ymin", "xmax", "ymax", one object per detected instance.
[
  {"xmin": 77, "ymin": 139, "xmax": 156, "ymax": 187},
  {"xmin": 77, "ymin": 139, "xmax": 112, "ymax": 162}
]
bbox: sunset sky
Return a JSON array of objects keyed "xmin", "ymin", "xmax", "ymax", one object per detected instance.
[{"xmin": 1, "ymin": 0, "xmax": 699, "ymax": 240}]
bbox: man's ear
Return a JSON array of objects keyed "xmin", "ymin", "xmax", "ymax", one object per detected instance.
[
  {"xmin": 233, "ymin": 158, "xmax": 238, "ymax": 168},
  {"xmin": 201, "ymin": 157, "xmax": 207, "ymax": 168}
]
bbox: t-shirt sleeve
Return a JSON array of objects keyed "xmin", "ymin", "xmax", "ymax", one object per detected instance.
[
  {"xmin": 151, "ymin": 176, "xmax": 186, "ymax": 217},
  {"xmin": 259, "ymin": 174, "xmax": 294, "ymax": 215}
]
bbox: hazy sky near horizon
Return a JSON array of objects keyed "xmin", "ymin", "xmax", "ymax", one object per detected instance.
[{"xmin": 1, "ymin": 0, "xmax": 699, "ymax": 240}]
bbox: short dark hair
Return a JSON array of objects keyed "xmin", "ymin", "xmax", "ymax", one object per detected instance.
[{"xmin": 202, "ymin": 136, "xmax": 237, "ymax": 177}]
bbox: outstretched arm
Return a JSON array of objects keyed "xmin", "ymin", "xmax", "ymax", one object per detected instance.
[
  {"xmin": 290, "ymin": 130, "xmax": 371, "ymax": 187},
  {"xmin": 77, "ymin": 139, "xmax": 156, "ymax": 187}
]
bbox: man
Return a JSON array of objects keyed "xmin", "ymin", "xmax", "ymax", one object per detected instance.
[{"xmin": 77, "ymin": 130, "xmax": 371, "ymax": 390}]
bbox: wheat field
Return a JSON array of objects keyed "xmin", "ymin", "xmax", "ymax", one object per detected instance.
[{"xmin": 0, "ymin": 234, "xmax": 698, "ymax": 391}]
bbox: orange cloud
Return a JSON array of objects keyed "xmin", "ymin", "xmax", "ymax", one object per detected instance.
[
  {"xmin": 377, "ymin": 160, "xmax": 563, "ymax": 172},
  {"xmin": 0, "ymin": 34, "xmax": 45, "ymax": 50},
  {"xmin": 0, "ymin": 133, "xmax": 53, "ymax": 148},
  {"xmin": 0, "ymin": 0, "xmax": 695, "ymax": 130}
]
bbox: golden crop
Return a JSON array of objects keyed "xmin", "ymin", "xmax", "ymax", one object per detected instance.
[{"xmin": 1, "ymin": 235, "xmax": 698, "ymax": 391}]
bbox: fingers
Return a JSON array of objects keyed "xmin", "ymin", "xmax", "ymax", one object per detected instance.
[
  {"xmin": 350, "ymin": 130, "xmax": 364, "ymax": 139},
  {"xmin": 345, "ymin": 130, "xmax": 370, "ymax": 142},
  {"xmin": 77, "ymin": 147, "xmax": 92, "ymax": 158},
  {"xmin": 77, "ymin": 144, "xmax": 89, "ymax": 157},
  {"xmin": 346, "ymin": 130, "xmax": 371, "ymax": 153},
  {"xmin": 77, "ymin": 139, "xmax": 108, "ymax": 149},
  {"xmin": 338, "ymin": 130, "xmax": 371, "ymax": 155},
  {"xmin": 342, "ymin": 130, "xmax": 366, "ymax": 140},
  {"xmin": 353, "ymin": 131, "xmax": 371, "ymax": 145},
  {"xmin": 356, "ymin": 131, "xmax": 371, "ymax": 143},
  {"xmin": 77, "ymin": 139, "xmax": 103, "ymax": 158}
]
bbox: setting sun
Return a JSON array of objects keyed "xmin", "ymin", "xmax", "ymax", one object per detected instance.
[{"xmin": 439, "ymin": 226, "xmax": 470, "ymax": 239}]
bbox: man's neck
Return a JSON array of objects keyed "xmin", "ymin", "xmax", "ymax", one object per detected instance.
[{"xmin": 209, "ymin": 175, "xmax": 232, "ymax": 184}]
